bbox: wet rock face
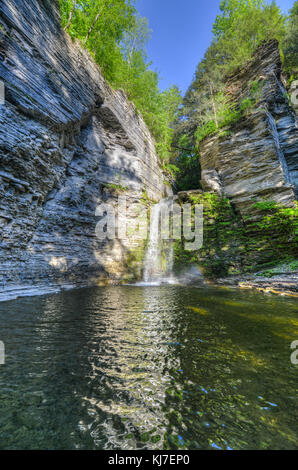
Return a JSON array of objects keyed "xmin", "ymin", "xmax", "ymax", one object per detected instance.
[
  {"xmin": 0, "ymin": 0, "xmax": 167, "ymax": 294},
  {"xmin": 200, "ymin": 40, "xmax": 297, "ymax": 216}
]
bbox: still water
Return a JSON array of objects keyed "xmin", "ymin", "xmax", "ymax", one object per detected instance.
[{"xmin": 0, "ymin": 286, "xmax": 297, "ymax": 450}]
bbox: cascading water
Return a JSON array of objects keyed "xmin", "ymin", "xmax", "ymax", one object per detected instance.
[
  {"xmin": 135, "ymin": 197, "xmax": 203, "ymax": 287},
  {"xmin": 142, "ymin": 198, "xmax": 175, "ymax": 285},
  {"xmin": 271, "ymin": 71, "xmax": 287, "ymax": 98},
  {"xmin": 266, "ymin": 110, "xmax": 291, "ymax": 183}
]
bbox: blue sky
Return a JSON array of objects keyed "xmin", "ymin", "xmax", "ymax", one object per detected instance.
[{"xmin": 136, "ymin": 0, "xmax": 295, "ymax": 95}]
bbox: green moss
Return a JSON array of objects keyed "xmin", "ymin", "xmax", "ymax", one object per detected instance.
[
  {"xmin": 290, "ymin": 260, "xmax": 298, "ymax": 270},
  {"xmin": 218, "ymin": 130, "xmax": 232, "ymax": 139},
  {"xmin": 140, "ymin": 189, "xmax": 158, "ymax": 207},
  {"xmin": 196, "ymin": 80, "xmax": 264, "ymax": 146},
  {"xmin": 104, "ymin": 183, "xmax": 129, "ymax": 194},
  {"xmin": 250, "ymin": 79, "xmax": 264, "ymax": 100},
  {"xmin": 175, "ymin": 194, "xmax": 297, "ymax": 279},
  {"xmin": 240, "ymin": 97, "xmax": 254, "ymax": 113},
  {"xmin": 123, "ymin": 243, "xmax": 147, "ymax": 282}
]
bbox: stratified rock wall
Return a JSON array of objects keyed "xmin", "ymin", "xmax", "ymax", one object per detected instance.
[
  {"xmin": 0, "ymin": 0, "xmax": 168, "ymax": 298},
  {"xmin": 200, "ymin": 40, "xmax": 297, "ymax": 216}
]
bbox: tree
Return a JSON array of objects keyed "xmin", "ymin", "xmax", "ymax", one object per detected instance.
[
  {"xmin": 283, "ymin": 1, "xmax": 298, "ymax": 75},
  {"xmin": 59, "ymin": 0, "xmax": 181, "ymax": 168},
  {"xmin": 84, "ymin": 1, "xmax": 108, "ymax": 44},
  {"xmin": 121, "ymin": 15, "xmax": 152, "ymax": 65},
  {"xmin": 171, "ymin": 0, "xmax": 288, "ymax": 191},
  {"xmin": 213, "ymin": 0, "xmax": 286, "ymax": 71},
  {"xmin": 64, "ymin": 0, "xmax": 77, "ymax": 31}
]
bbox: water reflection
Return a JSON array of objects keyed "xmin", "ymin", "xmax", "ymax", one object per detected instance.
[{"xmin": 0, "ymin": 286, "xmax": 297, "ymax": 449}]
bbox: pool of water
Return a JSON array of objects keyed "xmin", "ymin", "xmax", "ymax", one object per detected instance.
[{"xmin": 0, "ymin": 286, "xmax": 297, "ymax": 450}]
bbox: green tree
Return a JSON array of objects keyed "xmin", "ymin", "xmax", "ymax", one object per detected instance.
[
  {"xmin": 121, "ymin": 15, "xmax": 152, "ymax": 65},
  {"xmin": 63, "ymin": 0, "xmax": 77, "ymax": 31},
  {"xmin": 283, "ymin": 1, "xmax": 298, "ymax": 76},
  {"xmin": 213, "ymin": 0, "xmax": 286, "ymax": 71},
  {"xmin": 59, "ymin": 0, "xmax": 182, "ymax": 167},
  {"xmin": 172, "ymin": 0, "xmax": 288, "ymax": 191}
]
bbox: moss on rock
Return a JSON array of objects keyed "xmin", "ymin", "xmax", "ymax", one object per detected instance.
[{"xmin": 175, "ymin": 192, "xmax": 297, "ymax": 279}]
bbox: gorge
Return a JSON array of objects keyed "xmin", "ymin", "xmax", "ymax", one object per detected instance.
[
  {"xmin": 0, "ymin": 0, "xmax": 172, "ymax": 301},
  {"xmin": 0, "ymin": 0, "xmax": 297, "ymax": 298},
  {"xmin": 0, "ymin": 0, "xmax": 297, "ymax": 452}
]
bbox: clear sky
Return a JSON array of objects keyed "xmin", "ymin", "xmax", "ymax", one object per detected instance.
[{"xmin": 136, "ymin": 0, "xmax": 295, "ymax": 95}]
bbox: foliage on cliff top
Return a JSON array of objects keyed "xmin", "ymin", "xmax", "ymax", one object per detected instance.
[
  {"xmin": 282, "ymin": 1, "xmax": 298, "ymax": 76},
  {"xmin": 59, "ymin": 0, "xmax": 182, "ymax": 169},
  {"xmin": 171, "ymin": 1, "xmax": 296, "ymax": 190}
]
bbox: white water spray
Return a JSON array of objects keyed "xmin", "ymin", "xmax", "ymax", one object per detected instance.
[
  {"xmin": 142, "ymin": 198, "xmax": 175, "ymax": 285},
  {"xmin": 133, "ymin": 197, "xmax": 203, "ymax": 287},
  {"xmin": 266, "ymin": 110, "xmax": 291, "ymax": 183}
]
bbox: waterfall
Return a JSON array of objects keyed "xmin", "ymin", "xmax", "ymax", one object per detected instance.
[
  {"xmin": 132, "ymin": 196, "xmax": 204, "ymax": 287},
  {"xmin": 271, "ymin": 71, "xmax": 287, "ymax": 98},
  {"xmin": 266, "ymin": 110, "xmax": 291, "ymax": 184},
  {"xmin": 143, "ymin": 198, "xmax": 175, "ymax": 285}
]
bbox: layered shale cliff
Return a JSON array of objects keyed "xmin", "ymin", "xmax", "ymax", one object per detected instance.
[
  {"xmin": 177, "ymin": 41, "xmax": 297, "ymax": 293},
  {"xmin": 0, "ymin": 0, "xmax": 169, "ymax": 299},
  {"xmin": 200, "ymin": 40, "xmax": 297, "ymax": 215}
]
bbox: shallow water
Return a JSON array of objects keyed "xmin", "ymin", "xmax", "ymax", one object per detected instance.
[{"xmin": 0, "ymin": 286, "xmax": 297, "ymax": 450}]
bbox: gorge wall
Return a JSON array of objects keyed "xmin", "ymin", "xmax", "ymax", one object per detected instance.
[
  {"xmin": 200, "ymin": 40, "xmax": 297, "ymax": 216},
  {"xmin": 0, "ymin": 0, "xmax": 169, "ymax": 299},
  {"xmin": 0, "ymin": 2, "xmax": 297, "ymax": 299},
  {"xmin": 176, "ymin": 41, "xmax": 297, "ymax": 290}
]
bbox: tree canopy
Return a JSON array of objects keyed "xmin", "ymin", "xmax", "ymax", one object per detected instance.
[
  {"xmin": 172, "ymin": 0, "xmax": 296, "ymax": 191},
  {"xmin": 59, "ymin": 0, "xmax": 182, "ymax": 171},
  {"xmin": 282, "ymin": 1, "xmax": 298, "ymax": 75},
  {"xmin": 59, "ymin": 1, "xmax": 297, "ymax": 189}
]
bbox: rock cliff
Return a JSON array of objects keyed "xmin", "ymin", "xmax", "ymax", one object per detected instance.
[
  {"xmin": 200, "ymin": 40, "xmax": 297, "ymax": 216},
  {"xmin": 175, "ymin": 41, "xmax": 297, "ymax": 291},
  {"xmin": 0, "ymin": 0, "xmax": 168, "ymax": 299}
]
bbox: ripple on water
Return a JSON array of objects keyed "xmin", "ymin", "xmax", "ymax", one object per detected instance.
[{"xmin": 0, "ymin": 286, "xmax": 297, "ymax": 450}]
